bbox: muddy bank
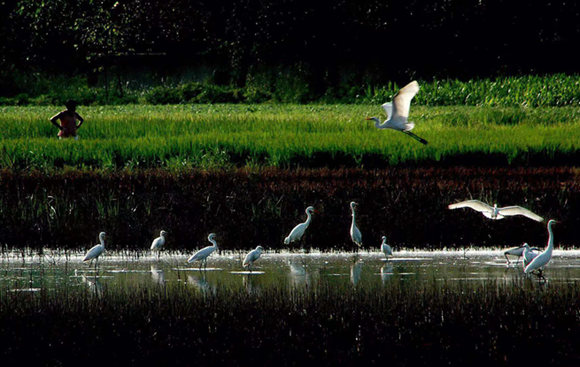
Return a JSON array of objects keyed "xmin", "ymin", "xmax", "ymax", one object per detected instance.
[{"xmin": 0, "ymin": 167, "xmax": 578, "ymax": 250}]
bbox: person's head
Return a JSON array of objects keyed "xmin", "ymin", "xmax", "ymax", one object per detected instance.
[{"xmin": 65, "ymin": 100, "xmax": 78, "ymax": 112}]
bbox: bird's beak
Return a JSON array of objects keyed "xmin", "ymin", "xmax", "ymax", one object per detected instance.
[{"xmin": 365, "ymin": 117, "xmax": 372, "ymax": 120}]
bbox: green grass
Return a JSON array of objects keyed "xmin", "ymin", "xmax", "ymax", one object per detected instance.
[
  {"xmin": 1, "ymin": 104, "xmax": 579, "ymax": 170},
  {"xmin": 2, "ymin": 74, "xmax": 579, "ymax": 106}
]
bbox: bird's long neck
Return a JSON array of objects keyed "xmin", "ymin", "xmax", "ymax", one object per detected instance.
[
  {"xmin": 381, "ymin": 238, "xmax": 386, "ymax": 246},
  {"xmin": 372, "ymin": 117, "xmax": 382, "ymax": 128},
  {"xmin": 304, "ymin": 210, "xmax": 312, "ymax": 226},
  {"xmin": 99, "ymin": 237, "xmax": 106, "ymax": 247},
  {"xmin": 546, "ymin": 222, "xmax": 554, "ymax": 255},
  {"xmin": 351, "ymin": 207, "xmax": 356, "ymax": 226},
  {"xmin": 210, "ymin": 239, "xmax": 218, "ymax": 249}
]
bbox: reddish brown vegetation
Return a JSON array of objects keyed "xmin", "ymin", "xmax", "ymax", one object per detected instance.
[{"xmin": 0, "ymin": 167, "xmax": 578, "ymax": 250}]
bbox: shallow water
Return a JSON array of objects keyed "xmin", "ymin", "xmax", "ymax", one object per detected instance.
[{"xmin": 1, "ymin": 249, "xmax": 579, "ymax": 294}]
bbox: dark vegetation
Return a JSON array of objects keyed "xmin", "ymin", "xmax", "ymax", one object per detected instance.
[
  {"xmin": 0, "ymin": 167, "xmax": 577, "ymax": 250},
  {"xmin": 1, "ymin": 280, "xmax": 578, "ymax": 366},
  {"xmin": 1, "ymin": 1, "xmax": 578, "ymax": 104}
]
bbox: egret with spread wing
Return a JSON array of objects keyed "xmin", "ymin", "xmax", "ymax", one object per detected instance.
[
  {"xmin": 366, "ymin": 81, "xmax": 427, "ymax": 145},
  {"xmin": 448, "ymin": 200, "xmax": 543, "ymax": 222}
]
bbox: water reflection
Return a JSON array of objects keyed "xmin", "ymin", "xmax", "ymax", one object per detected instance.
[
  {"xmin": 81, "ymin": 274, "xmax": 102, "ymax": 296},
  {"xmin": 150, "ymin": 265, "xmax": 165, "ymax": 286},
  {"xmin": 187, "ymin": 273, "xmax": 216, "ymax": 295},
  {"xmin": 380, "ymin": 263, "xmax": 394, "ymax": 284},
  {"xmin": 288, "ymin": 260, "xmax": 310, "ymax": 288},
  {"xmin": 350, "ymin": 257, "xmax": 363, "ymax": 286},
  {"xmin": 0, "ymin": 251, "xmax": 578, "ymax": 294}
]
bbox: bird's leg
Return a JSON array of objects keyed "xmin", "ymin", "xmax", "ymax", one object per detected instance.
[{"xmin": 504, "ymin": 254, "xmax": 510, "ymax": 265}]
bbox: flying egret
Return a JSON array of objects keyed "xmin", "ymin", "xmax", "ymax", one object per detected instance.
[
  {"xmin": 243, "ymin": 246, "xmax": 264, "ymax": 272},
  {"xmin": 187, "ymin": 233, "xmax": 218, "ymax": 269},
  {"xmin": 524, "ymin": 220, "xmax": 557, "ymax": 279},
  {"xmin": 503, "ymin": 242, "xmax": 540, "ymax": 264},
  {"xmin": 380, "ymin": 236, "xmax": 393, "ymax": 260},
  {"xmin": 284, "ymin": 206, "xmax": 315, "ymax": 245},
  {"xmin": 366, "ymin": 81, "xmax": 427, "ymax": 145},
  {"xmin": 150, "ymin": 230, "xmax": 167, "ymax": 259},
  {"xmin": 83, "ymin": 232, "xmax": 106, "ymax": 269},
  {"xmin": 350, "ymin": 202, "xmax": 362, "ymax": 248},
  {"xmin": 448, "ymin": 200, "xmax": 544, "ymax": 222}
]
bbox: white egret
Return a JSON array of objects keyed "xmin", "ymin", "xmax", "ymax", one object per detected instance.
[
  {"xmin": 83, "ymin": 232, "xmax": 106, "ymax": 269},
  {"xmin": 380, "ymin": 236, "xmax": 393, "ymax": 260},
  {"xmin": 366, "ymin": 81, "xmax": 427, "ymax": 145},
  {"xmin": 522, "ymin": 244, "xmax": 539, "ymax": 270},
  {"xmin": 503, "ymin": 243, "xmax": 540, "ymax": 264},
  {"xmin": 150, "ymin": 230, "xmax": 167, "ymax": 259},
  {"xmin": 187, "ymin": 233, "xmax": 218, "ymax": 269},
  {"xmin": 350, "ymin": 202, "xmax": 362, "ymax": 248},
  {"xmin": 524, "ymin": 220, "xmax": 557, "ymax": 279},
  {"xmin": 243, "ymin": 246, "xmax": 264, "ymax": 272},
  {"xmin": 150, "ymin": 230, "xmax": 167, "ymax": 250},
  {"xmin": 284, "ymin": 206, "xmax": 315, "ymax": 245},
  {"xmin": 448, "ymin": 200, "xmax": 544, "ymax": 222}
]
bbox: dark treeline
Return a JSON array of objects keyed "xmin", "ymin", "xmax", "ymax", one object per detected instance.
[
  {"xmin": 0, "ymin": 167, "xmax": 577, "ymax": 250},
  {"xmin": 1, "ymin": 0, "xmax": 579, "ymax": 97}
]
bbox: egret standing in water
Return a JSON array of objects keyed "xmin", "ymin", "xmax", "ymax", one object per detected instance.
[
  {"xmin": 243, "ymin": 246, "xmax": 264, "ymax": 272},
  {"xmin": 188, "ymin": 233, "xmax": 218, "ymax": 269},
  {"xmin": 365, "ymin": 81, "xmax": 428, "ymax": 145},
  {"xmin": 448, "ymin": 200, "xmax": 544, "ymax": 222},
  {"xmin": 350, "ymin": 202, "xmax": 362, "ymax": 248},
  {"xmin": 522, "ymin": 243, "xmax": 539, "ymax": 269},
  {"xmin": 83, "ymin": 232, "xmax": 106, "ymax": 269},
  {"xmin": 524, "ymin": 220, "xmax": 557, "ymax": 279},
  {"xmin": 284, "ymin": 206, "xmax": 315, "ymax": 245},
  {"xmin": 150, "ymin": 230, "xmax": 167, "ymax": 259},
  {"xmin": 380, "ymin": 236, "xmax": 393, "ymax": 260},
  {"xmin": 503, "ymin": 243, "xmax": 540, "ymax": 264}
]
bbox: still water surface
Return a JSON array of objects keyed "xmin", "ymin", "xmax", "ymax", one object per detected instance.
[{"xmin": 1, "ymin": 250, "xmax": 579, "ymax": 293}]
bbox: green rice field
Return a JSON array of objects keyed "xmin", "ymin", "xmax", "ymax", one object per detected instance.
[{"xmin": 1, "ymin": 105, "xmax": 579, "ymax": 170}]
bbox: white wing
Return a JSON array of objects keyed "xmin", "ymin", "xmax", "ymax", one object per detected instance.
[
  {"xmin": 83, "ymin": 244, "xmax": 104, "ymax": 261},
  {"xmin": 351, "ymin": 225, "xmax": 362, "ymax": 246},
  {"xmin": 243, "ymin": 250, "xmax": 260, "ymax": 266},
  {"xmin": 285, "ymin": 223, "xmax": 307, "ymax": 244},
  {"xmin": 391, "ymin": 81, "xmax": 419, "ymax": 123},
  {"xmin": 497, "ymin": 206, "xmax": 544, "ymax": 222},
  {"xmin": 150, "ymin": 236, "xmax": 165, "ymax": 250},
  {"xmin": 381, "ymin": 102, "xmax": 393, "ymax": 121},
  {"xmin": 448, "ymin": 200, "xmax": 493, "ymax": 213},
  {"xmin": 188, "ymin": 245, "xmax": 215, "ymax": 263}
]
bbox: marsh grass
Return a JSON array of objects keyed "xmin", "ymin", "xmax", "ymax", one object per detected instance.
[
  {"xmin": 0, "ymin": 167, "xmax": 577, "ymax": 250},
  {"xmin": 0, "ymin": 279, "xmax": 578, "ymax": 366},
  {"xmin": 0, "ymin": 105, "xmax": 579, "ymax": 170}
]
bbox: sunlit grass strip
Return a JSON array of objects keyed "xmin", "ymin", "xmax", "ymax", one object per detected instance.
[{"xmin": 0, "ymin": 105, "xmax": 578, "ymax": 170}]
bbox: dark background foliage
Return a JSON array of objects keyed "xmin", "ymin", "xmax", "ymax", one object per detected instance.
[{"xmin": 1, "ymin": 0, "xmax": 579, "ymax": 96}]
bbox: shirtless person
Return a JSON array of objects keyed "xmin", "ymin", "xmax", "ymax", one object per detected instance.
[{"xmin": 50, "ymin": 100, "xmax": 84, "ymax": 139}]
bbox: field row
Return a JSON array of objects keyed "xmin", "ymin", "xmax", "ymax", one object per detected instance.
[{"xmin": 1, "ymin": 105, "xmax": 579, "ymax": 170}]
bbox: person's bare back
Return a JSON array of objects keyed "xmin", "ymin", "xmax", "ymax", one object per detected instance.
[{"xmin": 50, "ymin": 100, "xmax": 84, "ymax": 139}]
